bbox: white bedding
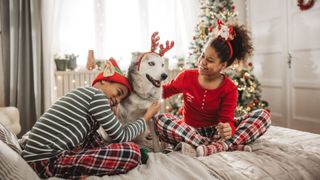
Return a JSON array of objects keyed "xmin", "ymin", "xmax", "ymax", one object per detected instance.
[
  {"xmin": 74, "ymin": 126, "xmax": 320, "ymax": 180},
  {"xmin": 198, "ymin": 126, "xmax": 320, "ymax": 179},
  {"xmin": 4, "ymin": 107, "xmax": 318, "ymax": 179},
  {"xmin": 85, "ymin": 152, "xmax": 217, "ymax": 180}
]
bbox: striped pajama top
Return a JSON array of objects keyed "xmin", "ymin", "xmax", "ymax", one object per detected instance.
[{"xmin": 22, "ymin": 87, "xmax": 146, "ymax": 162}]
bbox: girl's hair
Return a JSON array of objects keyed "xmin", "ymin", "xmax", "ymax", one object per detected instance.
[{"xmin": 209, "ymin": 25, "xmax": 253, "ymax": 67}]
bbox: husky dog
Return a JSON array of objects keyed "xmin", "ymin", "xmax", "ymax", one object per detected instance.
[
  {"xmin": 118, "ymin": 32, "xmax": 174, "ymax": 151},
  {"xmin": 99, "ymin": 32, "xmax": 174, "ymax": 152}
]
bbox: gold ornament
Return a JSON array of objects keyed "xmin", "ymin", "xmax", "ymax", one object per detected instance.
[
  {"xmin": 205, "ymin": 8, "xmax": 211, "ymax": 16},
  {"xmin": 199, "ymin": 26, "xmax": 206, "ymax": 40}
]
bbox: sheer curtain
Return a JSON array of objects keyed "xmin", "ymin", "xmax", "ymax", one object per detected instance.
[
  {"xmin": 43, "ymin": 0, "xmax": 199, "ymax": 69},
  {"xmin": 42, "ymin": 1, "xmax": 64, "ymax": 110},
  {"xmin": 42, "ymin": 0, "xmax": 199, "ymax": 105}
]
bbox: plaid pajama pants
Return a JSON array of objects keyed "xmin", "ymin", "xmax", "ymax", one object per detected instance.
[
  {"xmin": 155, "ymin": 109, "xmax": 271, "ymax": 150},
  {"xmin": 28, "ymin": 131, "xmax": 141, "ymax": 179}
]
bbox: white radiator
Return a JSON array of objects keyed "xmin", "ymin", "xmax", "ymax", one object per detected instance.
[{"xmin": 55, "ymin": 71, "xmax": 99, "ymax": 98}]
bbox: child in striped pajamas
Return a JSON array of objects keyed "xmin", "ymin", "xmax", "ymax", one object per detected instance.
[
  {"xmin": 155, "ymin": 22, "xmax": 271, "ymax": 157},
  {"xmin": 22, "ymin": 59, "xmax": 160, "ymax": 179}
]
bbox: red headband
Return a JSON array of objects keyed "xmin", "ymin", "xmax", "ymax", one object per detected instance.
[
  {"xmin": 136, "ymin": 32, "xmax": 174, "ymax": 71},
  {"xmin": 226, "ymin": 41, "xmax": 233, "ymax": 60},
  {"xmin": 216, "ymin": 20, "xmax": 236, "ymax": 60}
]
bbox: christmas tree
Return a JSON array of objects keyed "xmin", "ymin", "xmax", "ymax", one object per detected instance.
[
  {"xmin": 224, "ymin": 63, "xmax": 269, "ymax": 117},
  {"xmin": 166, "ymin": 0, "xmax": 269, "ymax": 117}
]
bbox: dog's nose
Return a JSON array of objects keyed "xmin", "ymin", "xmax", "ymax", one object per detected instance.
[{"xmin": 161, "ymin": 73, "xmax": 168, "ymax": 80}]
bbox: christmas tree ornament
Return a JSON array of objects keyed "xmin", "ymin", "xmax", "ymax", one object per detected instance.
[{"xmin": 166, "ymin": 105, "xmax": 172, "ymax": 113}]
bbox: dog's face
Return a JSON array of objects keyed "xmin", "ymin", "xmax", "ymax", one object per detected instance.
[
  {"xmin": 130, "ymin": 52, "xmax": 167, "ymax": 92},
  {"xmin": 138, "ymin": 53, "xmax": 168, "ymax": 87}
]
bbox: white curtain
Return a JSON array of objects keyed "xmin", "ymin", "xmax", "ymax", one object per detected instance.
[
  {"xmin": 41, "ymin": 1, "xmax": 64, "ymax": 110},
  {"xmin": 42, "ymin": 0, "xmax": 199, "ymax": 106}
]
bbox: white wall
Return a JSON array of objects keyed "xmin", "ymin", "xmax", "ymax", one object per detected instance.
[{"xmin": 234, "ymin": 0, "xmax": 247, "ymax": 25}]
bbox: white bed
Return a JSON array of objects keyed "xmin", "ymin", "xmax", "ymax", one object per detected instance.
[
  {"xmin": 1, "ymin": 107, "xmax": 320, "ymax": 180},
  {"xmin": 81, "ymin": 126, "xmax": 320, "ymax": 180}
]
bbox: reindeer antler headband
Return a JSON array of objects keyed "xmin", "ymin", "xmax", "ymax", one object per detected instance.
[
  {"xmin": 214, "ymin": 19, "xmax": 236, "ymax": 60},
  {"xmin": 150, "ymin": 32, "xmax": 175, "ymax": 56},
  {"xmin": 137, "ymin": 32, "xmax": 174, "ymax": 70}
]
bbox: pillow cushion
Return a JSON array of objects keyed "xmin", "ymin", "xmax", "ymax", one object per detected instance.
[
  {"xmin": 0, "ymin": 107, "xmax": 21, "ymax": 135},
  {"xmin": 0, "ymin": 140, "xmax": 40, "ymax": 180},
  {"xmin": 0, "ymin": 121, "xmax": 22, "ymax": 154}
]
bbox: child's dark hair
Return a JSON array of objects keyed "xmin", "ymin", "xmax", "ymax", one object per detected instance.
[{"xmin": 209, "ymin": 25, "xmax": 253, "ymax": 66}]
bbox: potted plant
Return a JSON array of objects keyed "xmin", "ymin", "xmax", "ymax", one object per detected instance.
[
  {"xmin": 54, "ymin": 54, "xmax": 68, "ymax": 71},
  {"xmin": 66, "ymin": 53, "xmax": 79, "ymax": 70}
]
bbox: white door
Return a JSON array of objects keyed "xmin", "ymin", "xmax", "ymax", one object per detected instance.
[
  {"xmin": 287, "ymin": 0, "xmax": 320, "ymax": 133},
  {"xmin": 248, "ymin": 0, "xmax": 320, "ymax": 133},
  {"xmin": 248, "ymin": 0, "xmax": 289, "ymax": 127}
]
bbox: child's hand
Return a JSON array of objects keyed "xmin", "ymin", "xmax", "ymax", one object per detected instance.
[
  {"xmin": 143, "ymin": 101, "xmax": 161, "ymax": 121},
  {"xmin": 217, "ymin": 122, "xmax": 232, "ymax": 140}
]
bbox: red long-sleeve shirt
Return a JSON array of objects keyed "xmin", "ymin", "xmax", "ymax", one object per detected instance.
[{"xmin": 163, "ymin": 69, "xmax": 237, "ymax": 135}]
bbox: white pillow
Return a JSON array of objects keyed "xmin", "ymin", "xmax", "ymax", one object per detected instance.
[
  {"xmin": 0, "ymin": 112, "xmax": 11, "ymax": 128},
  {"xmin": 0, "ymin": 140, "xmax": 40, "ymax": 180},
  {"xmin": 0, "ymin": 107, "xmax": 21, "ymax": 135},
  {"xmin": 0, "ymin": 121, "xmax": 22, "ymax": 154}
]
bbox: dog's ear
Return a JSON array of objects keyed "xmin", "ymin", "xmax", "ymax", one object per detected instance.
[{"xmin": 131, "ymin": 52, "xmax": 142, "ymax": 63}]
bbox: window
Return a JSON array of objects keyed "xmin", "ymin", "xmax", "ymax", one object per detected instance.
[{"xmin": 49, "ymin": 0, "xmax": 199, "ymax": 69}]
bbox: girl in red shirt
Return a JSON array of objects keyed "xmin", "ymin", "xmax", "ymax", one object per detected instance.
[{"xmin": 155, "ymin": 22, "xmax": 271, "ymax": 157}]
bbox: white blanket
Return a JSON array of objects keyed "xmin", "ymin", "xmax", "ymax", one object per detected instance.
[
  {"xmin": 198, "ymin": 126, "xmax": 320, "ymax": 180},
  {"xmin": 49, "ymin": 126, "xmax": 320, "ymax": 180},
  {"xmin": 86, "ymin": 152, "xmax": 217, "ymax": 180}
]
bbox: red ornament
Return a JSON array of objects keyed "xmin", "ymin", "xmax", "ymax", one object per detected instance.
[
  {"xmin": 193, "ymin": 36, "xmax": 196, "ymax": 40},
  {"xmin": 297, "ymin": 0, "xmax": 315, "ymax": 11},
  {"xmin": 244, "ymin": 72, "xmax": 250, "ymax": 80},
  {"xmin": 248, "ymin": 62, "xmax": 253, "ymax": 67},
  {"xmin": 165, "ymin": 106, "xmax": 172, "ymax": 113},
  {"xmin": 254, "ymin": 99, "xmax": 259, "ymax": 104},
  {"xmin": 232, "ymin": 5, "xmax": 235, "ymax": 10},
  {"xmin": 208, "ymin": 26, "xmax": 213, "ymax": 32},
  {"xmin": 178, "ymin": 107, "xmax": 184, "ymax": 115}
]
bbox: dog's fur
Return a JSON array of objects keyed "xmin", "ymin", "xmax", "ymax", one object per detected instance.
[
  {"xmin": 98, "ymin": 32, "xmax": 173, "ymax": 152},
  {"xmin": 117, "ymin": 52, "xmax": 167, "ymax": 151},
  {"xmin": 97, "ymin": 52, "xmax": 168, "ymax": 151}
]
